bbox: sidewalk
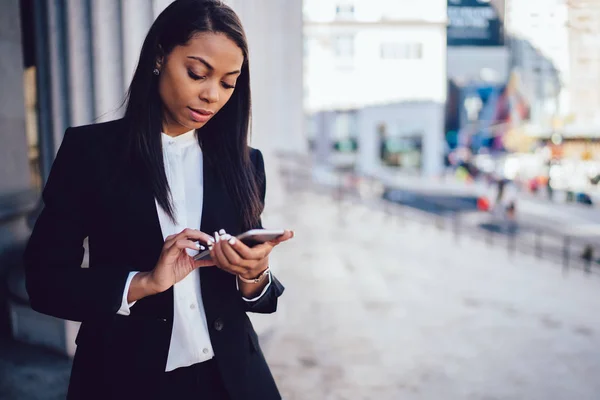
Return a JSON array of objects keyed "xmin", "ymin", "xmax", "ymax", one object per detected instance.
[
  {"xmin": 0, "ymin": 337, "xmax": 70, "ymax": 399},
  {"xmin": 262, "ymin": 189, "xmax": 600, "ymax": 400},
  {"xmin": 1, "ymin": 188, "xmax": 599, "ymax": 399}
]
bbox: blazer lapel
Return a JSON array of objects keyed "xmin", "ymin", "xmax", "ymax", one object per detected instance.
[
  {"xmin": 129, "ymin": 176, "xmax": 164, "ymax": 258},
  {"xmin": 199, "ymin": 154, "xmax": 241, "ymax": 314},
  {"xmin": 199, "ymin": 157, "xmax": 240, "ymax": 237},
  {"xmin": 199, "ymin": 156, "xmax": 219, "ymax": 237},
  {"xmin": 113, "ymin": 161, "xmax": 164, "ymax": 271}
]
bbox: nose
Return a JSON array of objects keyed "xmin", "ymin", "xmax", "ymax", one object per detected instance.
[{"xmin": 200, "ymin": 81, "xmax": 219, "ymax": 104}]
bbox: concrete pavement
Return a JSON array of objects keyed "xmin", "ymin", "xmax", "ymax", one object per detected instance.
[
  {"xmin": 1, "ymin": 187, "xmax": 599, "ymax": 399},
  {"xmin": 262, "ymin": 189, "xmax": 600, "ymax": 400}
]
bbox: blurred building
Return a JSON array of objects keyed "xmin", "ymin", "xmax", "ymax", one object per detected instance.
[
  {"xmin": 503, "ymin": 0, "xmax": 600, "ymax": 136},
  {"xmin": 1, "ymin": 0, "xmax": 303, "ymax": 355},
  {"xmin": 567, "ymin": 0, "xmax": 600, "ymax": 134},
  {"xmin": 501, "ymin": 0, "xmax": 600, "ymax": 166},
  {"xmin": 304, "ymin": 0, "xmax": 447, "ymax": 176},
  {"xmin": 447, "ymin": 0, "xmax": 509, "ymax": 83},
  {"xmin": 504, "ymin": 0, "xmax": 568, "ymax": 132},
  {"xmin": 446, "ymin": 0, "xmax": 600, "ymax": 157}
]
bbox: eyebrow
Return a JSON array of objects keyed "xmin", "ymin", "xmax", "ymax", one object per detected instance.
[{"xmin": 187, "ymin": 56, "xmax": 241, "ymax": 76}]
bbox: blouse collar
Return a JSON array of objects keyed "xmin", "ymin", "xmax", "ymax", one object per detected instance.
[{"xmin": 161, "ymin": 129, "xmax": 197, "ymax": 148}]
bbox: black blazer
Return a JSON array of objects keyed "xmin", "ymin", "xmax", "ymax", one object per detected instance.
[{"xmin": 23, "ymin": 119, "xmax": 284, "ymax": 400}]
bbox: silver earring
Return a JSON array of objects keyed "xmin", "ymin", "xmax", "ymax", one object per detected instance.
[{"xmin": 153, "ymin": 68, "xmax": 160, "ymax": 76}]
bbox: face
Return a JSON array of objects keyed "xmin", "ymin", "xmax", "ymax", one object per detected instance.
[{"xmin": 157, "ymin": 32, "xmax": 244, "ymax": 136}]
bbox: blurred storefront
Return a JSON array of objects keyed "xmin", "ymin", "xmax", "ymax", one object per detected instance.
[
  {"xmin": 304, "ymin": 0, "xmax": 447, "ymax": 176},
  {"xmin": 310, "ymin": 101, "xmax": 444, "ymax": 176},
  {"xmin": 445, "ymin": 73, "xmax": 531, "ymax": 155},
  {"xmin": 445, "ymin": 0, "xmax": 511, "ymax": 171},
  {"xmin": 1, "ymin": 0, "xmax": 304, "ymax": 355}
]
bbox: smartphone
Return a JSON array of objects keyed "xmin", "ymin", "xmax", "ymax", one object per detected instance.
[{"xmin": 193, "ymin": 229, "xmax": 285, "ymax": 261}]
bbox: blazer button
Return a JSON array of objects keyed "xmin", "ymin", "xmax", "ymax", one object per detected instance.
[{"xmin": 214, "ymin": 318, "xmax": 224, "ymax": 332}]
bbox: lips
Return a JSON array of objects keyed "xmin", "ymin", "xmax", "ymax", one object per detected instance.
[
  {"xmin": 189, "ymin": 107, "xmax": 214, "ymax": 116},
  {"xmin": 188, "ymin": 107, "xmax": 214, "ymax": 123}
]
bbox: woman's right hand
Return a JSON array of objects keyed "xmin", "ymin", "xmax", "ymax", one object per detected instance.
[{"xmin": 148, "ymin": 228, "xmax": 215, "ymax": 293}]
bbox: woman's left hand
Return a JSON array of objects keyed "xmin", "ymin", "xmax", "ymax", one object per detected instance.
[{"xmin": 209, "ymin": 230, "xmax": 294, "ymax": 279}]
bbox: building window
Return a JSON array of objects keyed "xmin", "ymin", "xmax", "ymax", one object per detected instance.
[
  {"xmin": 334, "ymin": 35, "xmax": 355, "ymax": 58},
  {"xmin": 380, "ymin": 42, "xmax": 423, "ymax": 60},
  {"xmin": 378, "ymin": 124, "xmax": 423, "ymax": 170},
  {"xmin": 335, "ymin": 3, "xmax": 355, "ymax": 20}
]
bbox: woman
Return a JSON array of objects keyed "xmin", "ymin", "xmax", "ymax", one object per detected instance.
[{"xmin": 23, "ymin": 1, "xmax": 293, "ymax": 399}]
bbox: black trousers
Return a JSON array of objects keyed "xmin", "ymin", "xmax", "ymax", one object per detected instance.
[{"xmin": 159, "ymin": 359, "xmax": 230, "ymax": 399}]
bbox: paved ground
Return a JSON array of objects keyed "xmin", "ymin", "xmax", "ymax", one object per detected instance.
[
  {"xmin": 262, "ymin": 189, "xmax": 600, "ymax": 400},
  {"xmin": 0, "ymin": 338, "xmax": 70, "ymax": 399},
  {"xmin": 2, "ymin": 188, "xmax": 600, "ymax": 399}
]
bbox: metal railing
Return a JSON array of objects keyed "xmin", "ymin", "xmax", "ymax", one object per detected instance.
[{"xmin": 276, "ymin": 153, "xmax": 600, "ymax": 276}]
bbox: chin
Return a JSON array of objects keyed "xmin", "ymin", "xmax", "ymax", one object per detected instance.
[
  {"xmin": 177, "ymin": 118, "xmax": 203, "ymax": 131},
  {"xmin": 191, "ymin": 120, "xmax": 208, "ymax": 129}
]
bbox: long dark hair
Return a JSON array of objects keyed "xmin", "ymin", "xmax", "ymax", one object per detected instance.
[{"xmin": 123, "ymin": 0, "xmax": 262, "ymax": 230}]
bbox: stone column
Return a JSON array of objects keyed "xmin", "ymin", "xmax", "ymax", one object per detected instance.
[
  {"xmin": 1, "ymin": 0, "xmax": 48, "ymax": 341},
  {"xmin": 0, "ymin": 1, "xmax": 30, "ymax": 196},
  {"xmin": 90, "ymin": 0, "xmax": 125, "ymax": 121},
  {"xmin": 46, "ymin": 0, "xmax": 70, "ymax": 154},
  {"xmin": 121, "ymin": 0, "xmax": 154, "ymax": 86},
  {"xmin": 280, "ymin": 0, "xmax": 306, "ymax": 155},
  {"xmin": 65, "ymin": 0, "xmax": 95, "ymax": 127}
]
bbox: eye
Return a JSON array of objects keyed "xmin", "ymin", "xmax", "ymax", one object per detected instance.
[
  {"xmin": 187, "ymin": 69, "xmax": 205, "ymax": 81},
  {"xmin": 221, "ymin": 82, "xmax": 235, "ymax": 89}
]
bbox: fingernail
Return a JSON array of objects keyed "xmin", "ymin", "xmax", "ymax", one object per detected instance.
[
  {"xmin": 219, "ymin": 229, "xmax": 226, "ymax": 235},
  {"xmin": 196, "ymin": 243, "xmax": 201, "ymax": 248},
  {"xmin": 228, "ymin": 237, "xmax": 236, "ymax": 245},
  {"xmin": 199, "ymin": 245, "xmax": 206, "ymax": 250},
  {"xmin": 207, "ymin": 237, "xmax": 215, "ymax": 244},
  {"xmin": 208, "ymin": 244, "xmax": 214, "ymax": 250},
  {"xmin": 214, "ymin": 232, "xmax": 220, "ymax": 242},
  {"xmin": 222, "ymin": 234, "xmax": 231, "ymax": 240}
]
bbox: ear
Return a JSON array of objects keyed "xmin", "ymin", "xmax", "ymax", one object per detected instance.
[
  {"xmin": 155, "ymin": 45, "xmax": 165, "ymax": 70},
  {"xmin": 155, "ymin": 57, "xmax": 164, "ymax": 70}
]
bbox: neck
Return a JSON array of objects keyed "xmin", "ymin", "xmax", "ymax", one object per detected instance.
[{"xmin": 162, "ymin": 114, "xmax": 194, "ymax": 137}]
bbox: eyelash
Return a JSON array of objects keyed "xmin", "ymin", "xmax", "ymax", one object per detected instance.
[{"xmin": 187, "ymin": 69, "xmax": 235, "ymax": 89}]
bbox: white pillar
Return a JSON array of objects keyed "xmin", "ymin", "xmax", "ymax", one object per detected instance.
[
  {"xmin": 241, "ymin": 0, "xmax": 271, "ymax": 151},
  {"xmin": 357, "ymin": 109, "xmax": 380, "ymax": 175},
  {"xmin": 91, "ymin": 0, "xmax": 124, "ymax": 121},
  {"xmin": 46, "ymin": 1, "xmax": 69, "ymax": 152},
  {"xmin": 121, "ymin": 0, "xmax": 154, "ymax": 93},
  {"xmin": 272, "ymin": 0, "xmax": 287, "ymax": 153},
  {"xmin": 281, "ymin": 0, "xmax": 306, "ymax": 154},
  {"xmin": 66, "ymin": 0, "xmax": 94, "ymax": 126},
  {"xmin": 0, "ymin": 0, "xmax": 29, "ymax": 192},
  {"xmin": 422, "ymin": 104, "xmax": 445, "ymax": 177}
]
